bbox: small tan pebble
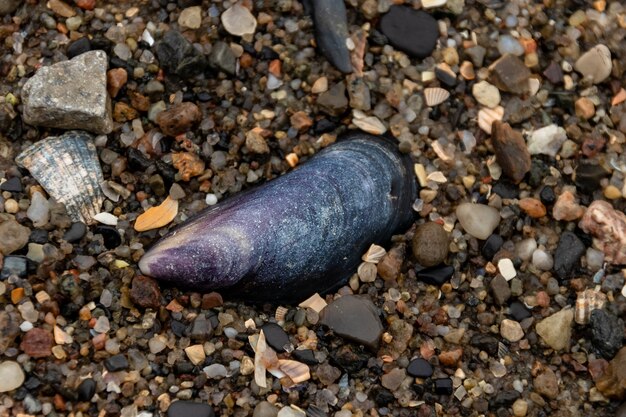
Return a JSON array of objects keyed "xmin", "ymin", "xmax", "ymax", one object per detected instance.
[
  {"xmin": 574, "ymin": 44, "xmax": 612, "ymax": 84},
  {"xmin": 107, "ymin": 68, "xmax": 127, "ymax": 98},
  {"xmin": 178, "ymin": 6, "xmax": 202, "ymax": 29},
  {"xmin": 579, "ymin": 200, "xmax": 626, "ymax": 264},
  {"xmin": 603, "ymin": 185, "xmax": 621, "ymax": 200},
  {"xmin": 460, "ymin": 61, "xmax": 475, "ymax": 80},
  {"xmin": 472, "ymin": 80, "xmax": 500, "ymax": 108},
  {"xmin": 4, "ymin": 199, "xmax": 18, "ymax": 213},
  {"xmin": 285, "ymin": 153, "xmax": 298, "ymax": 168},
  {"xmin": 497, "ymin": 258, "xmax": 516, "ymax": 280},
  {"xmin": 311, "ymin": 77, "xmax": 328, "ymax": 94},
  {"xmin": 184, "ymin": 344, "xmax": 206, "ymax": 365},
  {"xmin": 519, "ymin": 197, "xmax": 546, "ymax": 218},
  {"xmin": 442, "ymin": 47, "xmax": 459, "ymax": 66},
  {"xmin": 612, "ymin": 88, "xmax": 626, "ymax": 106},
  {"xmin": 289, "ymin": 111, "xmax": 313, "ymax": 131},
  {"xmin": 47, "ymin": 0, "xmax": 76, "ymax": 17},
  {"xmin": 221, "ymin": 3, "xmax": 257, "ymax": 37},
  {"xmin": 500, "ymin": 319, "xmax": 524, "ymax": 342},
  {"xmin": 575, "ymin": 97, "xmax": 595, "ymax": 119},
  {"xmin": 172, "ymin": 152, "xmax": 205, "ymax": 181},
  {"xmin": 552, "ymin": 190, "xmax": 585, "ymax": 221},
  {"xmin": 113, "ymin": 102, "xmax": 139, "ymax": 123},
  {"xmin": 512, "ymin": 399, "xmax": 528, "ymax": 417}
]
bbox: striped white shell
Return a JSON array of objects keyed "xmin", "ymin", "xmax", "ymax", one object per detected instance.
[
  {"xmin": 424, "ymin": 87, "xmax": 450, "ymax": 107},
  {"xmin": 16, "ymin": 131, "xmax": 105, "ymax": 225},
  {"xmin": 574, "ymin": 288, "xmax": 606, "ymax": 325}
]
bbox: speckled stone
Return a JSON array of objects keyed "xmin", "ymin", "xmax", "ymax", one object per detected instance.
[
  {"xmin": 412, "ymin": 222, "xmax": 449, "ymax": 267},
  {"xmin": 21, "ymin": 51, "xmax": 113, "ymax": 134}
]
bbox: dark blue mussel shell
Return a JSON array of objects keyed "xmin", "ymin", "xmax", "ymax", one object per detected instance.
[{"xmin": 139, "ymin": 133, "xmax": 417, "ymax": 303}]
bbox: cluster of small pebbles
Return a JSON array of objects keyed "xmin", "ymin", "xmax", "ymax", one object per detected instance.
[{"xmin": 1, "ymin": 0, "xmax": 626, "ymax": 417}]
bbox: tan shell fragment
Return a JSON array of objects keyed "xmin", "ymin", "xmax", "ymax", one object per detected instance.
[
  {"xmin": 362, "ymin": 244, "xmax": 386, "ymax": 263},
  {"xmin": 298, "ymin": 293, "xmax": 327, "ymax": 313},
  {"xmin": 134, "ymin": 197, "xmax": 179, "ymax": 232},
  {"xmin": 575, "ymin": 288, "xmax": 607, "ymax": 325},
  {"xmin": 579, "ymin": 200, "xmax": 626, "ymax": 264},
  {"xmin": 424, "ymin": 87, "xmax": 450, "ymax": 107},
  {"xmin": 277, "ymin": 359, "xmax": 311, "ymax": 384},
  {"xmin": 275, "ymin": 306, "xmax": 289, "ymax": 323},
  {"xmin": 15, "ymin": 131, "xmax": 105, "ymax": 225},
  {"xmin": 478, "ymin": 106, "xmax": 504, "ymax": 134}
]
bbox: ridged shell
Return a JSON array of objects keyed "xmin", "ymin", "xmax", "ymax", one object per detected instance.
[
  {"xmin": 575, "ymin": 288, "xmax": 606, "ymax": 325},
  {"xmin": 139, "ymin": 133, "xmax": 417, "ymax": 303},
  {"xmin": 15, "ymin": 131, "xmax": 104, "ymax": 225},
  {"xmin": 424, "ymin": 87, "xmax": 450, "ymax": 107},
  {"xmin": 478, "ymin": 106, "xmax": 504, "ymax": 134},
  {"xmin": 362, "ymin": 243, "xmax": 386, "ymax": 263}
]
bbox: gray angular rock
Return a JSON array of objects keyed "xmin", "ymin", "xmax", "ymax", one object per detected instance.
[
  {"xmin": 0, "ymin": 0, "xmax": 22, "ymax": 16},
  {"xmin": 319, "ymin": 295, "xmax": 383, "ymax": 349},
  {"xmin": 21, "ymin": 51, "xmax": 113, "ymax": 134}
]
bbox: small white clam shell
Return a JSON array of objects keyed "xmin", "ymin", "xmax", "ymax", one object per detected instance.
[{"xmin": 424, "ymin": 87, "xmax": 450, "ymax": 107}]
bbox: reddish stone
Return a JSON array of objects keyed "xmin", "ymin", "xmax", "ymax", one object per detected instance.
[
  {"xmin": 74, "ymin": 0, "xmax": 95, "ymax": 10},
  {"xmin": 20, "ymin": 328, "xmax": 53, "ymax": 358},
  {"xmin": 519, "ymin": 198, "xmax": 547, "ymax": 218},
  {"xmin": 588, "ymin": 358, "xmax": 609, "ymax": 381},
  {"xmin": 130, "ymin": 275, "xmax": 162, "ymax": 309},
  {"xmin": 171, "ymin": 152, "xmax": 205, "ymax": 181},
  {"xmin": 201, "ymin": 292, "xmax": 224, "ymax": 309},
  {"xmin": 290, "ymin": 111, "xmax": 313, "ymax": 131},
  {"xmin": 491, "ymin": 121, "xmax": 531, "ymax": 183},
  {"xmin": 581, "ymin": 135, "xmax": 606, "ymax": 157},
  {"xmin": 438, "ymin": 348, "xmax": 463, "ymax": 367},
  {"xmin": 129, "ymin": 91, "xmax": 151, "ymax": 112},
  {"xmin": 107, "ymin": 68, "xmax": 127, "ymax": 98},
  {"xmin": 156, "ymin": 102, "xmax": 201, "ymax": 136},
  {"xmin": 113, "ymin": 102, "xmax": 139, "ymax": 122}
]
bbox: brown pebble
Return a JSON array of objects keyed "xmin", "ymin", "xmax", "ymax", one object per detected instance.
[
  {"xmin": 130, "ymin": 275, "xmax": 162, "ymax": 309},
  {"xmin": 129, "ymin": 91, "xmax": 151, "ymax": 112},
  {"xmin": 489, "ymin": 54, "xmax": 531, "ymax": 94},
  {"xmin": 113, "ymin": 102, "xmax": 139, "ymax": 123},
  {"xmin": 10, "ymin": 287, "xmax": 24, "ymax": 304},
  {"xmin": 20, "ymin": 328, "xmax": 53, "ymax": 358},
  {"xmin": 377, "ymin": 244, "xmax": 404, "ymax": 281},
  {"xmin": 534, "ymin": 367, "xmax": 559, "ymax": 399},
  {"xmin": 107, "ymin": 68, "xmax": 127, "ymax": 98},
  {"xmin": 156, "ymin": 102, "xmax": 201, "ymax": 136},
  {"xmin": 74, "ymin": 0, "xmax": 95, "ymax": 10},
  {"xmin": 519, "ymin": 198, "xmax": 546, "ymax": 218},
  {"xmin": 575, "ymin": 97, "xmax": 595, "ymax": 120},
  {"xmin": 172, "ymin": 152, "xmax": 205, "ymax": 181},
  {"xmin": 535, "ymin": 291, "xmax": 550, "ymax": 308},
  {"xmin": 438, "ymin": 347, "xmax": 463, "ymax": 367},
  {"xmin": 202, "ymin": 292, "xmax": 224, "ymax": 309},
  {"xmin": 412, "ymin": 222, "xmax": 449, "ymax": 267},
  {"xmin": 245, "ymin": 127, "xmax": 270, "ymax": 154},
  {"xmin": 47, "ymin": 0, "xmax": 76, "ymax": 17},
  {"xmin": 290, "ymin": 111, "xmax": 313, "ymax": 131},
  {"xmin": 491, "ymin": 121, "xmax": 531, "ymax": 183}
]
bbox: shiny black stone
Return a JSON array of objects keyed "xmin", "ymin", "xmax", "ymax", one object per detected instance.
[
  {"xmin": 293, "ymin": 349, "xmax": 318, "ymax": 365},
  {"xmin": 29, "ymin": 228, "xmax": 48, "ymax": 244},
  {"xmin": 262, "ymin": 323, "xmax": 291, "ymax": 352},
  {"xmin": 482, "ymin": 234, "xmax": 503, "ymax": 260},
  {"xmin": 589, "ymin": 309, "xmax": 624, "ymax": 359},
  {"xmin": 407, "ymin": 358, "xmax": 433, "ymax": 378},
  {"xmin": 370, "ymin": 386, "xmax": 395, "ymax": 406},
  {"xmin": 575, "ymin": 163, "xmax": 609, "ymax": 195},
  {"xmin": 104, "ymin": 354, "xmax": 129, "ymax": 372},
  {"xmin": 77, "ymin": 378, "xmax": 96, "ymax": 401},
  {"xmin": 470, "ymin": 334, "xmax": 499, "ymax": 357},
  {"xmin": 508, "ymin": 301, "xmax": 532, "ymax": 321},
  {"xmin": 553, "ymin": 231, "xmax": 585, "ymax": 280},
  {"xmin": 94, "ymin": 226, "xmax": 122, "ymax": 249},
  {"xmin": 67, "ymin": 37, "xmax": 91, "ymax": 58},
  {"xmin": 433, "ymin": 378, "xmax": 453, "ymax": 395},
  {"xmin": 380, "ymin": 6, "xmax": 438, "ymax": 59},
  {"xmin": 539, "ymin": 186, "xmax": 556, "ymax": 205},
  {"xmin": 416, "ymin": 264, "xmax": 454, "ymax": 286}
]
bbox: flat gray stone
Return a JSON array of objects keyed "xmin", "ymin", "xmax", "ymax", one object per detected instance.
[
  {"xmin": 22, "ymin": 50, "xmax": 113, "ymax": 134},
  {"xmin": 319, "ymin": 295, "xmax": 383, "ymax": 349}
]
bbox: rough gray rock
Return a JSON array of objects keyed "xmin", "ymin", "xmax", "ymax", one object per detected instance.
[{"xmin": 21, "ymin": 50, "xmax": 113, "ymax": 134}]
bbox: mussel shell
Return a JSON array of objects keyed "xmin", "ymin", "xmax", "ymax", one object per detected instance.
[
  {"xmin": 16, "ymin": 131, "xmax": 105, "ymax": 225},
  {"xmin": 311, "ymin": 0, "xmax": 352, "ymax": 73},
  {"xmin": 139, "ymin": 133, "xmax": 416, "ymax": 303}
]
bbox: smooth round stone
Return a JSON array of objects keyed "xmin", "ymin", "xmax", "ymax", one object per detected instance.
[
  {"xmin": 456, "ymin": 203, "xmax": 500, "ymax": 240},
  {"xmin": 532, "ymin": 249, "xmax": 553, "ymax": 271},
  {"xmin": 253, "ymin": 401, "xmax": 278, "ymax": 417},
  {"xmin": 585, "ymin": 247, "xmax": 604, "ymax": 271},
  {"xmin": 407, "ymin": 358, "xmax": 433, "ymax": 378},
  {"xmin": 221, "ymin": 4, "xmax": 257, "ymax": 37},
  {"xmin": 497, "ymin": 35, "xmax": 525, "ymax": 56},
  {"xmin": 379, "ymin": 6, "xmax": 439, "ymax": 59},
  {"xmin": 516, "ymin": 238, "xmax": 537, "ymax": 261},
  {"xmin": 574, "ymin": 44, "xmax": 612, "ymax": 84},
  {"xmin": 472, "ymin": 80, "xmax": 501, "ymax": 108},
  {"xmin": 0, "ymin": 361, "xmax": 25, "ymax": 392}
]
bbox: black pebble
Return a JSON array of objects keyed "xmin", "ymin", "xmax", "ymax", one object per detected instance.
[
  {"xmin": 94, "ymin": 226, "xmax": 122, "ymax": 249},
  {"xmin": 104, "ymin": 354, "xmax": 129, "ymax": 372},
  {"xmin": 259, "ymin": 46, "xmax": 279, "ymax": 60},
  {"xmin": 153, "ymin": 30, "xmax": 207, "ymax": 78},
  {"xmin": 175, "ymin": 362, "xmax": 194, "ymax": 374},
  {"xmin": 197, "ymin": 91, "xmax": 211, "ymax": 102},
  {"xmin": 170, "ymin": 320, "xmax": 186, "ymax": 337},
  {"xmin": 313, "ymin": 119, "xmax": 337, "ymax": 135},
  {"xmin": 1, "ymin": 256, "xmax": 28, "ymax": 280},
  {"xmin": 407, "ymin": 358, "xmax": 433, "ymax": 378},
  {"xmin": 433, "ymin": 378, "xmax": 453, "ymax": 395},
  {"xmin": 470, "ymin": 334, "xmax": 499, "ymax": 357},
  {"xmin": 435, "ymin": 66, "xmax": 457, "ymax": 87},
  {"xmin": 29, "ymin": 229, "xmax": 48, "ymax": 244},
  {"xmin": 589, "ymin": 309, "xmax": 624, "ymax": 359},
  {"xmin": 261, "ymin": 323, "xmax": 291, "ymax": 352},
  {"xmin": 90, "ymin": 36, "xmax": 113, "ymax": 53},
  {"xmin": 482, "ymin": 234, "xmax": 503, "ymax": 260},
  {"xmin": 492, "ymin": 180, "xmax": 519, "ymax": 199},
  {"xmin": 379, "ymin": 6, "xmax": 439, "ymax": 59},
  {"xmin": 167, "ymin": 401, "xmax": 215, "ymax": 417},
  {"xmin": 293, "ymin": 349, "xmax": 318, "ymax": 365},
  {"xmin": 553, "ymin": 231, "xmax": 585, "ymax": 280},
  {"xmin": 67, "ymin": 37, "xmax": 91, "ymax": 58},
  {"xmin": 0, "ymin": 177, "xmax": 22, "ymax": 192},
  {"xmin": 77, "ymin": 378, "xmax": 96, "ymax": 401},
  {"xmin": 416, "ymin": 264, "xmax": 454, "ymax": 286},
  {"xmin": 370, "ymin": 386, "xmax": 395, "ymax": 406},
  {"xmin": 575, "ymin": 163, "xmax": 609, "ymax": 195},
  {"xmin": 64, "ymin": 222, "xmax": 87, "ymax": 243},
  {"xmin": 127, "ymin": 148, "xmax": 153, "ymax": 171},
  {"xmin": 508, "ymin": 301, "xmax": 532, "ymax": 321},
  {"xmin": 539, "ymin": 186, "xmax": 556, "ymax": 205}
]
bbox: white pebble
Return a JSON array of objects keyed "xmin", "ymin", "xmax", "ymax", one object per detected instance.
[
  {"xmin": 456, "ymin": 203, "xmax": 500, "ymax": 240},
  {"xmin": 20, "ymin": 321, "xmax": 34, "ymax": 332},
  {"xmin": 205, "ymin": 194, "xmax": 218, "ymax": 205},
  {"xmin": 26, "ymin": 191, "xmax": 50, "ymax": 227},
  {"xmin": 516, "ymin": 238, "xmax": 537, "ymax": 261},
  {"xmin": 203, "ymin": 363, "xmax": 228, "ymax": 379},
  {"xmin": 94, "ymin": 212, "xmax": 118, "ymax": 226},
  {"xmin": 527, "ymin": 124, "xmax": 568, "ymax": 157},
  {"xmin": 585, "ymin": 247, "xmax": 604, "ymax": 271},
  {"xmin": 532, "ymin": 249, "xmax": 553, "ymax": 271},
  {"xmin": 497, "ymin": 258, "xmax": 517, "ymax": 281},
  {"xmin": 497, "ymin": 35, "xmax": 525, "ymax": 56},
  {"xmin": 0, "ymin": 361, "xmax": 25, "ymax": 393}
]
